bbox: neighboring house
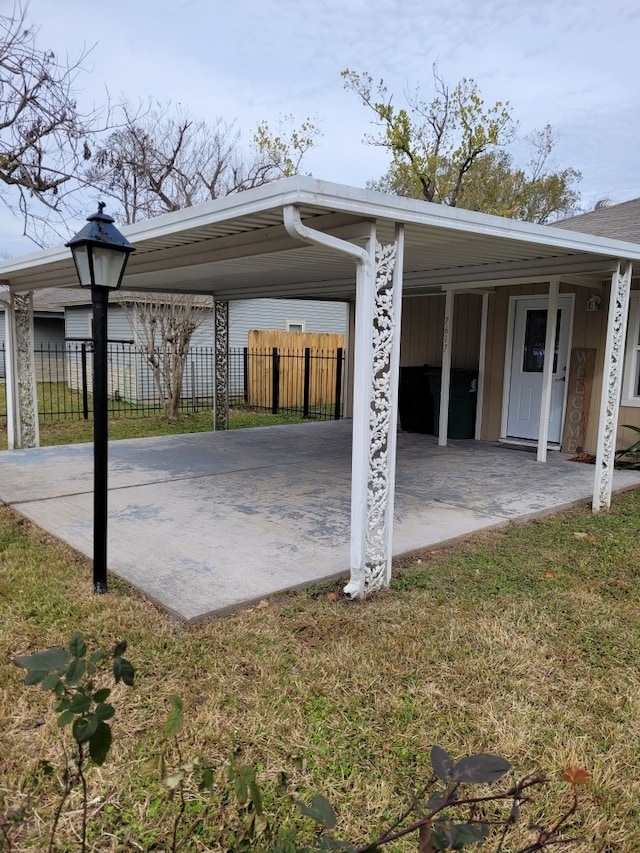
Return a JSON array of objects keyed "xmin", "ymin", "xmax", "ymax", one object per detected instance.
[
  {"xmin": 2, "ymin": 285, "xmax": 347, "ymax": 395},
  {"xmin": 0, "ymin": 288, "xmax": 70, "ymax": 379},
  {"xmin": 64, "ymin": 295, "xmax": 348, "ymax": 348},
  {"xmin": 226, "ymin": 298, "xmax": 347, "ymax": 347},
  {"xmin": 64, "ymin": 293, "xmax": 348, "ymax": 403}
]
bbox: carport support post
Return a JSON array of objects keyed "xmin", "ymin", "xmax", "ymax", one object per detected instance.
[
  {"xmin": 438, "ymin": 289, "xmax": 455, "ymax": 445},
  {"xmin": 4, "ymin": 291, "xmax": 39, "ymax": 449},
  {"xmin": 537, "ymin": 278, "xmax": 560, "ymax": 462},
  {"xmin": 281, "ymin": 205, "xmax": 404, "ymax": 598},
  {"xmin": 593, "ymin": 260, "xmax": 633, "ymax": 511},
  {"xmin": 214, "ymin": 299, "xmax": 229, "ymax": 430},
  {"xmin": 475, "ymin": 292, "xmax": 490, "ymax": 441},
  {"xmin": 345, "ymin": 224, "xmax": 404, "ymax": 598}
]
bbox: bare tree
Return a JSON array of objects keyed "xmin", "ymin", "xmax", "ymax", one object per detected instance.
[
  {"xmin": 122, "ymin": 293, "xmax": 212, "ymax": 421},
  {"xmin": 87, "ymin": 104, "xmax": 319, "ymax": 223},
  {"xmin": 89, "ymin": 105, "xmax": 319, "ymax": 419},
  {"xmin": 0, "ymin": 1, "xmax": 96, "ymax": 242}
]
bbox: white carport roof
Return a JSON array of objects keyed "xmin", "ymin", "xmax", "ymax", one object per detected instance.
[{"xmin": 1, "ymin": 176, "xmax": 640, "ymax": 297}]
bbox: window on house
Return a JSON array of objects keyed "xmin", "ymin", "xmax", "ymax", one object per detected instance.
[
  {"xmin": 286, "ymin": 321, "xmax": 305, "ymax": 333},
  {"xmin": 623, "ymin": 294, "xmax": 640, "ymax": 406}
]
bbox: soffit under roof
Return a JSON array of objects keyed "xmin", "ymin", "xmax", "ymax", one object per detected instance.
[{"xmin": 1, "ymin": 176, "xmax": 639, "ymax": 301}]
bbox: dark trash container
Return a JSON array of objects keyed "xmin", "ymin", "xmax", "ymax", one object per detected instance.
[
  {"xmin": 398, "ymin": 365, "xmax": 434, "ymax": 433},
  {"xmin": 429, "ymin": 369, "xmax": 478, "ymax": 439}
]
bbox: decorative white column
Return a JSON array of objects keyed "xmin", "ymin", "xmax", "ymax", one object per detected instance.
[
  {"xmin": 5, "ymin": 291, "xmax": 39, "ymax": 449},
  {"xmin": 281, "ymin": 205, "xmax": 404, "ymax": 598},
  {"xmin": 379, "ymin": 225, "xmax": 405, "ymax": 584},
  {"xmin": 344, "ymin": 225, "xmax": 404, "ymax": 598},
  {"xmin": 213, "ymin": 299, "xmax": 229, "ymax": 431},
  {"xmin": 593, "ymin": 261, "xmax": 633, "ymax": 511},
  {"xmin": 537, "ymin": 278, "xmax": 560, "ymax": 462},
  {"xmin": 438, "ymin": 289, "xmax": 454, "ymax": 446}
]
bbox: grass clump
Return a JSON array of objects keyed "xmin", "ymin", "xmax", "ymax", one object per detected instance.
[{"xmin": 0, "ymin": 492, "xmax": 639, "ymax": 850}]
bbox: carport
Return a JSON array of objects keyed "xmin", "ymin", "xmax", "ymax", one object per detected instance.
[{"xmin": 1, "ymin": 176, "xmax": 640, "ymax": 600}]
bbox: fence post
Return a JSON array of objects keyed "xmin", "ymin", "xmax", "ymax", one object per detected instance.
[
  {"xmin": 271, "ymin": 347, "xmax": 279, "ymax": 414},
  {"xmin": 334, "ymin": 347, "xmax": 343, "ymax": 420},
  {"xmin": 243, "ymin": 347, "xmax": 249, "ymax": 403},
  {"xmin": 303, "ymin": 347, "xmax": 311, "ymax": 418},
  {"xmin": 81, "ymin": 343, "xmax": 89, "ymax": 420}
]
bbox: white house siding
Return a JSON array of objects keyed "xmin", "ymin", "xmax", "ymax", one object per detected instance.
[
  {"xmin": 64, "ymin": 300, "xmax": 348, "ymax": 349},
  {"xmin": 0, "ymin": 312, "xmax": 64, "ymax": 347},
  {"xmin": 227, "ymin": 299, "xmax": 348, "ymax": 349},
  {"xmin": 64, "ymin": 304, "xmax": 134, "ymax": 342},
  {"xmin": 65, "ymin": 305, "xmax": 138, "ymax": 401}
]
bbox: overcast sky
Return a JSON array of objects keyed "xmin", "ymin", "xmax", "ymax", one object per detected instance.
[{"xmin": 3, "ymin": 0, "xmax": 640, "ymax": 255}]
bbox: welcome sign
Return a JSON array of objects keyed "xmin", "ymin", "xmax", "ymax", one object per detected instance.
[{"xmin": 561, "ymin": 348, "xmax": 596, "ymax": 453}]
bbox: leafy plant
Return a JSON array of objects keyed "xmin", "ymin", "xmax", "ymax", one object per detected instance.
[
  {"xmin": 615, "ymin": 424, "xmax": 640, "ymax": 468},
  {"xmin": 290, "ymin": 745, "xmax": 585, "ymax": 852},
  {"xmin": 12, "ymin": 634, "xmax": 135, "ymax": 853}
]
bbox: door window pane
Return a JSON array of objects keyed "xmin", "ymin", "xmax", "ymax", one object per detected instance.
[{"xmin": 523, "ymin": 309, "xmax": 561, "ymax": 373}]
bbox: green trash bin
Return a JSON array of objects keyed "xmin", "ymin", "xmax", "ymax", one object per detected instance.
[
  {"xmin": 428, "ymin": 369, "xmax": 478, "ymax": 439},
  {"xmin": 399, "ymin": 365, "xmax": 436, "ymax": 433}
]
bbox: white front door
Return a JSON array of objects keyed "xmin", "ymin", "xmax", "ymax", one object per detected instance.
[{"xmin": 506, "ymin": 296, "xmax": 572, "ymax": 442}]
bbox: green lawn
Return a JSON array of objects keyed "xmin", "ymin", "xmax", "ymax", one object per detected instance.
[
  {"xmin": 1, "ymin": 492, "xmax": 639, "ymax": 851},
  {"xmin": 0, "ymin": 388, "xmax": 313, "ymax": 448}
]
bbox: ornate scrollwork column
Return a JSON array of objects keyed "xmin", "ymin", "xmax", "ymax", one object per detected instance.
[
  {"xmin": 593, "ymin": 261, "xmax": 633, "ymax": 511},
  {"xmin": 6, "ymin": 292, "xmax": 39, "ymax": 448},
  {"xmin": 363, "ymin": 240, "xmax": 398, "ymax": 592},
  {"xmin": 345, "ymin": 226, "xmax": 404, "ymax": 598},
  {"xmin": 214, "ymin": 300, "xmax": 229, "ymax": 431}
]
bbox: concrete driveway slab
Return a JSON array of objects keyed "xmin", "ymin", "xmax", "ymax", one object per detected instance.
[{"xmin": 1, "ymin": 420, "xmax": 638, "ymax": 621}]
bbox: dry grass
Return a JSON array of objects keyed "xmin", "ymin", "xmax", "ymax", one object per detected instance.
[{"xmin": 1, "ymin": 491, "xmax": 639, "ymax": 851}]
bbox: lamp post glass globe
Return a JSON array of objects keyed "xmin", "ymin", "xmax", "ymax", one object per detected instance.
[{"xmin": 66, "ymin": 202, "xmax": 134, "ymax": 290}]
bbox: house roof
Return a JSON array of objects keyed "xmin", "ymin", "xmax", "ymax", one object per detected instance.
[
  {"xmin": 554, "ymin": 198, "xmax": 640, "ymax": 243},
  {"xmin": 1, "ymin": 176, "xmax": 639, "ymax": 301}
]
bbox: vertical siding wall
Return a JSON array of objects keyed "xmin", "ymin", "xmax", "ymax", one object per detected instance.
[
  {"xmin": 399, "ymin": 293, "xmax": 482, "ymax": 368},
  {"xmin": 0, "ymin": 313, "xmax": 64, "ymax": 347}
]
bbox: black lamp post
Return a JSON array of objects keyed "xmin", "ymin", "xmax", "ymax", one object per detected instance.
[{"xmin": 66, "ymin": 204, "xmax": 135, "ymax": 593}]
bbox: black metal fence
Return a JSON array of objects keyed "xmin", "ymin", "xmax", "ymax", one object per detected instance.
[{"xmin": 0, "ymin": 343, "xmax": 345, "ymax": 426}]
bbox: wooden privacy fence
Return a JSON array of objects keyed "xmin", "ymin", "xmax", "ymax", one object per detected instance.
[{"xmin": 247, "ymin": 329, "xmax": 345, "ymax": 414}]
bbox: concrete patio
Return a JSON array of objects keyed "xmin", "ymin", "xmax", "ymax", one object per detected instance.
[{"xmin": 0, "ymin": 419, "xmax": 638, "ymax": 622}]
